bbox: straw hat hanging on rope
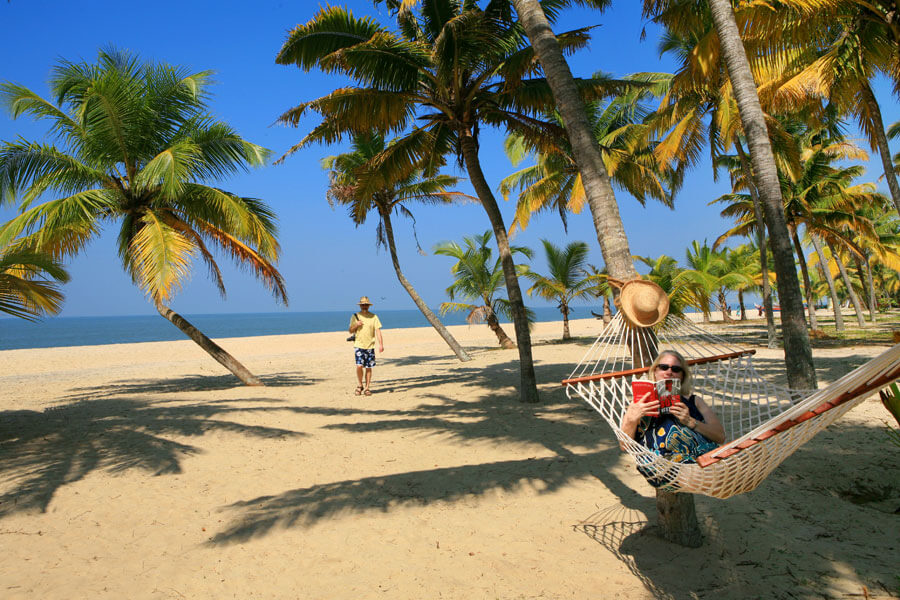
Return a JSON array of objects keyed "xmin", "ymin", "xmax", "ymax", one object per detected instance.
[{"xmin": 609, "ymin": 278, "xmax": 669, "ymax": 328}]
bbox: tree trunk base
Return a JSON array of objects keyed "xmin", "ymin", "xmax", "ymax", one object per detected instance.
[{"xmin": 655, "ymin": 489, "xmax": 703, "ymax": 547}]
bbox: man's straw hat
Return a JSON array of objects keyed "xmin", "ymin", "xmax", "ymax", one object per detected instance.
[
  {"xmin": 358, "ymin": 296, "xmax": 373, "ymax": 306},
  {"xmin": 616, "ymin": 279, "xmax": 669, "ymax": 328}
]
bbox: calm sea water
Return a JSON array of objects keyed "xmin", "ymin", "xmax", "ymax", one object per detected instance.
[{"xmin": 0, "ymin": 305, "xmax": 612, "ymax": 351}]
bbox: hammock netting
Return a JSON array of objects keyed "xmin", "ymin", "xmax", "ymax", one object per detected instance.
[{"xmin": 564, "ymin": 313, "xmax": 900, "ymax": 499}]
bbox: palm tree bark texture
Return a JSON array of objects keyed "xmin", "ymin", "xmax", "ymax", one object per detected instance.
[
  {"xmin": 459, "ymin": 134, "xmax": 539, "ymax": 402},
  {"xmin": 707, "ymin": 0, "xmax": 817, "ymax": 390},
  {"xmin": 511, "ymin": 0, "xmax": 640, "ymax": 282},
  {"xmin": 379, "ymin": 206, "xmax": 472, "ymax": 361},
  {"xmin": 513, "ymin": 0, "xmax": 705, "ymax": 545}
]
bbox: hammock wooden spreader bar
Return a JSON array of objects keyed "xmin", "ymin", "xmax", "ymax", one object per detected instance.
[
  {"xmin": 562, "ymin": 350, "xmax": 757, "ymax": 385},
  {"xmin": 564, "ymin": 311, "xmax": 900, "ymax": 499}
]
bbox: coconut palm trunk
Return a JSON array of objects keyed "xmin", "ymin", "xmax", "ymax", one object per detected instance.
[
  {"xmin": 825, "ymin": 240, "xmax": 866, "ymax": 327},
  {"xmin": 707, "ymin": 0, "xmax": 816, "ymax": 390},
  {"xmin": 380, "ymin": 209, "xmax": 472, "ymax": 361},
  {"xmin": 155, "ymin": 302, "xmax": 263, "ymax": 386},
  {"xmin": 511, "ymin": 0, "xmax": 639, "ymax": 282},
  {"xmin": 560, "ymin": 303, "xmax": 571, "ymax": 340},
  {"xmin": 855, "ymin": 254, "xmax": 877, "ymax": 323},
  {"xmin": 790, "ymin": 228, "xmax": 819, "ymax": 331},
  {"xmin": 735, "ymin": 139, "xmax": 777, "ymax": 346},
  {"xmin": 487, "ymin": 310, "xmax": 517, "ymax": 349},
  {"xmin": 810, "ymin": 235, "xmax": 844, "ymax": 331},
  {"xmin": 860, "ymin": 83, "xmax": 900, "ymax": 216},
  {"xmin": 513, "ymin": 0, "xmax": 700, "ymax": 543},
  {"xmin": 460, "ymin": 133, "xmax": 539, "ymax": 403},
  {"xmin": 718, "ymin": 290, "xmax": 733, "ymax": 323}
]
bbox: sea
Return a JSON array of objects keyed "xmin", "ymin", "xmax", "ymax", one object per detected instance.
[{"xmin": 0, "ymin": 305, "xmax": 612, "ymax": 351}]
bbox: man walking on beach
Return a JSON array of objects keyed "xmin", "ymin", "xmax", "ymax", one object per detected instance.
[{"xmin": 349, "ymin": 296, "xmax": 384, "ymax": 396}]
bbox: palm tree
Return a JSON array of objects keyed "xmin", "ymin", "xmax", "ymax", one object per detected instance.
[
  {"xmin": 644, "ymin": 0, "xmax": 816, "ymax": 391},
  {"xmin": 0, "ymin": 244, "xmax": 69, "ymax": 321},
  {"xmin": 724, "ymin": 243, "xmax": 760, "ymax": 321},
  {"xmin": 759, "ymin": 1, "xmax": 900, "ymax": 217},
  {"xmin": 677, "ymin": 241, "xmax": 755, "ymax": 323},
  {"xmin": 508, "ymin": 0, "xmax": 642, "ymax": 282},
  {"xmin": 370, "ymin": 0, "xmax": 642, "ymax": 278},
  {"xmin": 276, "ymin": 3, "xmax": 607, "ymax": 402},
  {"xmin": 523, "ymin": 240, "xmax": 598, "ymax": 340},
  {"xmin": 434, "ymin": 232, "xmax": 534, "ymax": 349},
  {"xmin": 0, "ymin": 49, "xmax": 284, "ymax": 386},
  {"xmin": 323, "ymin": 133, "xmax": 473, "ymax": 362}
]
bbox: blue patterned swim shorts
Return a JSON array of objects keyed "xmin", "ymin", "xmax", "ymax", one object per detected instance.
[{"xmin": 355, "ymin": 347, "xmax": 376, "ymax": 368}]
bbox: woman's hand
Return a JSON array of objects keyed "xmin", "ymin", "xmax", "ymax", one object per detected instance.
[
  {"xmin": 668, "ymin": 401, "xmax": 693, "ymax": 426},
  {"xmin": 625, "ymin": 395, "xmax": 659, "ymax": 420},
  {"xmin": 619, "ymin": 395, "xmax": 658, "ymax": 449}
]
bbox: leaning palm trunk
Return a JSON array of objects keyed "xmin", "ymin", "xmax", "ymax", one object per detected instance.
[
  {"xmin": 708, "ymin": 0, "xmax": 816, "ymax": 391},
  {"xmin": 735, "ymin": 139, "xmax": 776, "ymax": 346},
  {"xmin": 860, "ymin": 83, "xmax": 900, "ymax": 217},
  {"xmin": 791, "ymin": 227, "xmax": 819, "ymax": 331},
  {"xmin": 810, "ymin": 235, "xmax": 844, "ymax": 331},
  {"xmin": 486, "ymin": 311, "xmax": 516, "ymax": 349},
  {"xmin": 509, "ymin": 5, "xmax": 695, "ymax": 543},
  {"xmin": 826, "ymin": 241, "xmax": 866, "ymax": 327},
  {"xmin": 155, "ymin": 302, "xmax": 263, "ymax": 386},
  {"xmin": 460, "ymin": 134, "xmax": 539, "ymax": 403},
  {"xmin": 381, "ymin": 210, "xmax": 472, "ymax": 362},
  {"xmin": 511, "ymin": 0, "xmax": 639, "ymax": 283}
]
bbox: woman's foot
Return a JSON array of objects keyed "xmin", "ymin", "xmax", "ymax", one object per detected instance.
[
  {"xmin": 355, "ymin": 385, "xmax": 364, "ymax": 396},
  {"xmin": 363, "ymin": 388, "xmax": 372, "ymax": 396}
]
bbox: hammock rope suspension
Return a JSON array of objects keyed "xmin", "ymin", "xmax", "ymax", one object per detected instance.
[{"xmin": 564, "ymin": 312, "xmax": 900, "ymax": 499}]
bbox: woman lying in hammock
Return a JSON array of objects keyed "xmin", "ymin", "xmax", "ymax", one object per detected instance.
[{"xmin": 621, "ymin": 350, "xmax": 725, "ymax": 465}]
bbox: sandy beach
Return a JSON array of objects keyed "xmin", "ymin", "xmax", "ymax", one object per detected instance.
[{"xmin": 1, "ymin": 315, "xmax": 898, "ymax": 599}]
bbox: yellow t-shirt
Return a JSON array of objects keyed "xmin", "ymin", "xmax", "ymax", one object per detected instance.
[{"xmin": 351, "ymin": 313, "xmax": 382, "ymax": 350}]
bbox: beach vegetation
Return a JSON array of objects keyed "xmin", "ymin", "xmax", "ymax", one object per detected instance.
[
  {"xmin": 676, "ymin": 241, "xmax": 755, "ymax": 323},
  {"xmin": 523, "ymin": 239, "xmax": 600, "ymax": 340},
  {"xmin": 0, "ymin": 243, "xmax": 69, "ymax": 321},
  {"xmin": 635, "ymin": 253, "xmax": 690, "ymax": 319},
  {"xmin": 434, "ymin": 231, "xmax": 534, "ymax": 349},
  {"xmin": 0, "ymin": 48, "xmax": 284, "ymax": 386},
  {"xmin": 322, "ymin": 132, "xmax": 474, "ymax": 362}
]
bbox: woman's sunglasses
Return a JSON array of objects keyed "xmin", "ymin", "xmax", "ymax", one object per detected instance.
[{"xmin": 657, "ymin": 363, "xmax": 684, "ymax": 374}]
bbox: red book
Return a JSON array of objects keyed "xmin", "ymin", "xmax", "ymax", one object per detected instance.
[{"xmin": 631, "ymin": 378, "xmax": 681, "ymax": 417}]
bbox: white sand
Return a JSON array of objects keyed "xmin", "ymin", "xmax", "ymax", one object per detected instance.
[{"xmin": 1, "ymin": 317, "xmax": 898, "ymax": 599}]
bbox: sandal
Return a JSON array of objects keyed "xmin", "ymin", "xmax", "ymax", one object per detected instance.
[
  {"xmin": 355, "ymin": 385, "xmax": 364, "ymax": 396},
  {"xmin": 363, "ymin": 388, "xmax": 372, "ymax": 396}
]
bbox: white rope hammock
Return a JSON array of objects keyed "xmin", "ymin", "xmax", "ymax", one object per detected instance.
[{"xmin": 564, "ymin": 313, "xmax": 900, "ymax": 499}]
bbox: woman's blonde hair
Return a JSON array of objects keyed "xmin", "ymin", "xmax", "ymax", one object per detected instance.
[{"xmin": 648, "ymin": 350, "xmax": 693, "ymax": 396}]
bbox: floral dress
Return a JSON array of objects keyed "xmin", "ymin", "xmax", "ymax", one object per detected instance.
[{"xmin": 636, "ymin": 394, "xmax": 719, "ymax": 464}]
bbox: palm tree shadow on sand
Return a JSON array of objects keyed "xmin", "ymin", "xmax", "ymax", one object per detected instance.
[
  {"xmin": 0, "ymin": 396, "xmax": 308, "ymax": 518},
  {"xmin": 204, "ymin": 350, "xmax": 898, "ymax": 598},
  {"xmin": 62, "ymin": 371, "xmax": 320, "ymax": 400}
]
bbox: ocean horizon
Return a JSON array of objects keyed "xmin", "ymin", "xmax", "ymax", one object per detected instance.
[{"xmin": 0, "ymin": 305, "xmax": 615, "ymax": 351}]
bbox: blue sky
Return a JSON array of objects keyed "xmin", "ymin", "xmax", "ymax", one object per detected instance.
[{"xmin": 1, "ymin": 1, "xmax": 897, "ymax": 318}]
